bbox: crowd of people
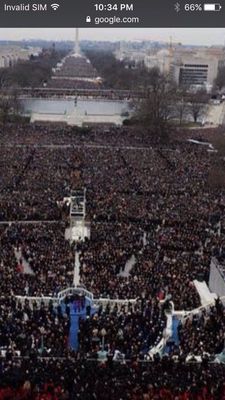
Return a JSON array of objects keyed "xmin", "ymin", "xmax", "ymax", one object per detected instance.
[
  {"xmin": 177, "ymin": 297, "xmax": 225, "ymax": 357},
  {"xmin": 0, "ymin": 124, "xmax": 224, "ymax": 306},
  {"xmin": 0, "ymin": 140, "xmax": 216, "ymax": 308},
  {"xmin": 0, "ymin": 297, "xmax": 70, "ymax": 357},
  {"xmin": 0, "ymin": 223, "xmax": 75, "ymax": 296},
  {"xmin": 79, "ymin": 299, "xmax": 166, "ymax": 359},
  {"xmin": 53, "ymin": 55, "xmax": 99, "ymax": 79},
  {"xmin": 0, "ymin": 124, "xmax": 158, "ymax": 147},
  {"xmin": 47, "ymin": 54, "xmax": 103, "ymax": 90},
  {"xmin": 0, "ymin": 357, "xmax": 225, "ymax": 399},
  {"xmin": 0, "ymin": 120, "xmax": 225, "ymax": 397},
  {"xmin": 20, "ymin": 87, "xmax": 142, "ymax": 101},
  {"xmin": 47, "ymin": 79, "xmax": 102, "ymax": 90}
]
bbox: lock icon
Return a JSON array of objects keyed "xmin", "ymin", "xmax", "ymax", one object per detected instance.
[{"xmin": 86, "ymin": 16, "xmax": 91, "ymax": 23}]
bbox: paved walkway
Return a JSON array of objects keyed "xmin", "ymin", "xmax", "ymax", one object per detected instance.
[
  {"xmin": 14, "ymin": 248, "xmax": 34, "ymax": 275},
  {"xmin": 193, "ymin": 279, "xmax": 217, "ymax": 306},
  {"xmin": 163, "ymin": 316, "xmax": 180, "ymax": 355},
  {"xmin": 118, "ymin": 231, "xmax": 148, "ymax": 277},
  {"xmin": 118, "ymin": 254, "xmax": 136, "ymax": 278},
  {"xmin": 73, "ymin": 251, "xmax": 81, "ymax": 286},
  {"xmin": 0, "ymin": 144, "xmax": 179, "ymax": 152},
  {"xmin": 143, "ymin": 231, "xmax": 147, "ymax": 247},
  {"xmin": 67, "ymin": 299, "xmax": 96, "ymax": 350}
]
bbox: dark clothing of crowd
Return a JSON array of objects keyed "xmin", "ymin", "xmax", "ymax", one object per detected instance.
[{"xmin": 0, "ymin": 122, "xmax": 225, "ymax": 398}]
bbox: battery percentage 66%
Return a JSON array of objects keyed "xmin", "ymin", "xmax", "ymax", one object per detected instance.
[
  {"xmin": 184, "ymin": 3, "xmax": 203, "ymax": 10},
  {"xmin": 174, "ymin": 3, "xmax": 222, "ymax": 12}
]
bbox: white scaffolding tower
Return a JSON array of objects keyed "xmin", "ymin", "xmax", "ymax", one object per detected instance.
[
  {"xmin": 69, "ymin": 188, "xmax": 87, "ymax": 241},
  {"xmin": 67, "ymin": 189, "xmax": 90, "ymax": 287}
]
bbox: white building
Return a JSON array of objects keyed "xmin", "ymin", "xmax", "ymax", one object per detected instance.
[
  {"xmin": 172, "ymin": 48, "xmax": 225, "ymax": 90},
  {"xmin": 0, "ymin": 45, "xmax": 41, "ymax": 68},
  {"xmin": 144, "ymin": 49, "xmax": 172, "ymax": 74}
]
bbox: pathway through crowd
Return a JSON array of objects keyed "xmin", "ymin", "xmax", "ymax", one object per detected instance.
[
  {"xmin": 163, "ymin": 316, "xmax": 180, "ymax": 354},
  {"xmin": 64, "ymin": 299, "xmax": 97, "ymax": 350},
  {"xmin": 14, "ymin": 248, "xmax": 34, "ymax": 275}
]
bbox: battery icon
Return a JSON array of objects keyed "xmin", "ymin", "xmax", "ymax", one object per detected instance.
[{"xmin": 203, "ymin": 3, "xmax": 222, "ymax": 10}]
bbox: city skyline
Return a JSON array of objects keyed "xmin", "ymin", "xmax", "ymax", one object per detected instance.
[{"xmin": 0, "ymin": 28, "xmax": 225, "ymax": 46}]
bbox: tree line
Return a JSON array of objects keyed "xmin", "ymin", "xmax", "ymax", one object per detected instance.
[
  {"xmin": 0, "ymin": 46, "xmax": 68, "ymax": 89},
  {"xmin": 133, "ymin": 71, "xmax": 209, "ymax": 142},
  {"xmin": 0, "ymin": 46, "xmax": 68, "ymax": 124},
  {"xmin": 85, "ymin": 49, "xmax": 155, "ymax": 90},
  {"xmin": 85, "ymin": 49, "xmax": 209, "ymax": 137}
]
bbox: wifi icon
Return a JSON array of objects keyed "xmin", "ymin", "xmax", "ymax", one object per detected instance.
[{"xmin": 51, "ymin": 3, "xmax": 60, "ymax": 10}]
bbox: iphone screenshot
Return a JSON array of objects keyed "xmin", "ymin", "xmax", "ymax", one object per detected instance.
[{"xmin": 0, "ymin": 1, "xmax": 225, "ymax": 400}]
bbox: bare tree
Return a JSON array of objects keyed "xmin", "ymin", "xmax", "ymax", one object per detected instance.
[
  {"xmin": 0, "ymin": 86, "xmax": 24, "ymax": 124},
  {"xmin": 188, "ymin": 90, "xmax": 209, "ymax": 123},
  {"xmin": 0, "ymin": 97, "xmax": 11, "ymax": 124},
  {"xmin": 8, "ymin": 86, "xmax": 23, "ymax": 115},
  {"xmin": 135, "ymin": 72, "xmax": 177, "ymax": 141},
  {"xmin": 0, "ymin": 69, "xmax": 9, "ymax": 90},
  {"xmin": 175, "ymin": 96, "xmax": 189, "ymax": 125},
  {"xmin": 214, "ymin": 66, "xmax": 225, "ymax": 91}
]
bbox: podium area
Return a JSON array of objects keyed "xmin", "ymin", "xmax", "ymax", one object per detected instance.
[{"xmin": 63, "ymin": 297, "xmax": 96, "ymax": 351}]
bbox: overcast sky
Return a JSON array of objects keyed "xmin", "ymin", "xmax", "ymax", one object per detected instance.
[{"xmin": 0, "ymin": 28, "xmax": 225, "ymax": 46}]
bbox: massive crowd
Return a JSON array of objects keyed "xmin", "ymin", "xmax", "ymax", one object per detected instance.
[
  {"xmin": 47, "ymin": 79, "xmax": 102, "ymax": 90},
  {"xmin": 0, "ymin": 297, "xmax": 70, "ymax": 357},
  {"xmin": 47, "ymin": 54, "xmax": 102, "ymax": 90},
  {"xmin": 0, "ymin": 137, "xmax": 218, "ymax": 308},
  {"xmin": 0, "ymin": 357, "xmax": 225, "ymax": 399},
  {"xmin": 53, "ymin": 55, "xmax": 99, "ymax": 79},
  {"xmin": 177, "ymin": 297, "xmax": 225, "ymax": 357},
  {"xmin": 0, "ymin": 121, "xmax": 225, "ymax": 397},
  {"xmin": 0, "ymin": 124, "xmax": 224, "ymax": 304},
  {"xmin": 79, "ymin": 298, "xmax": 166, "ymax": 359}
]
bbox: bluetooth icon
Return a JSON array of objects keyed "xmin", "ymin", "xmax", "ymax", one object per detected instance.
[{"xmin": 174, "ymin": 2, "xmax": 181, "ymax": 12}]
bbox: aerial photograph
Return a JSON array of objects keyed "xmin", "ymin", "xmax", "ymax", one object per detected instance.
[{"xmin": 0, "ymin": 27, "xmax": 225, "ymax": 399}]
